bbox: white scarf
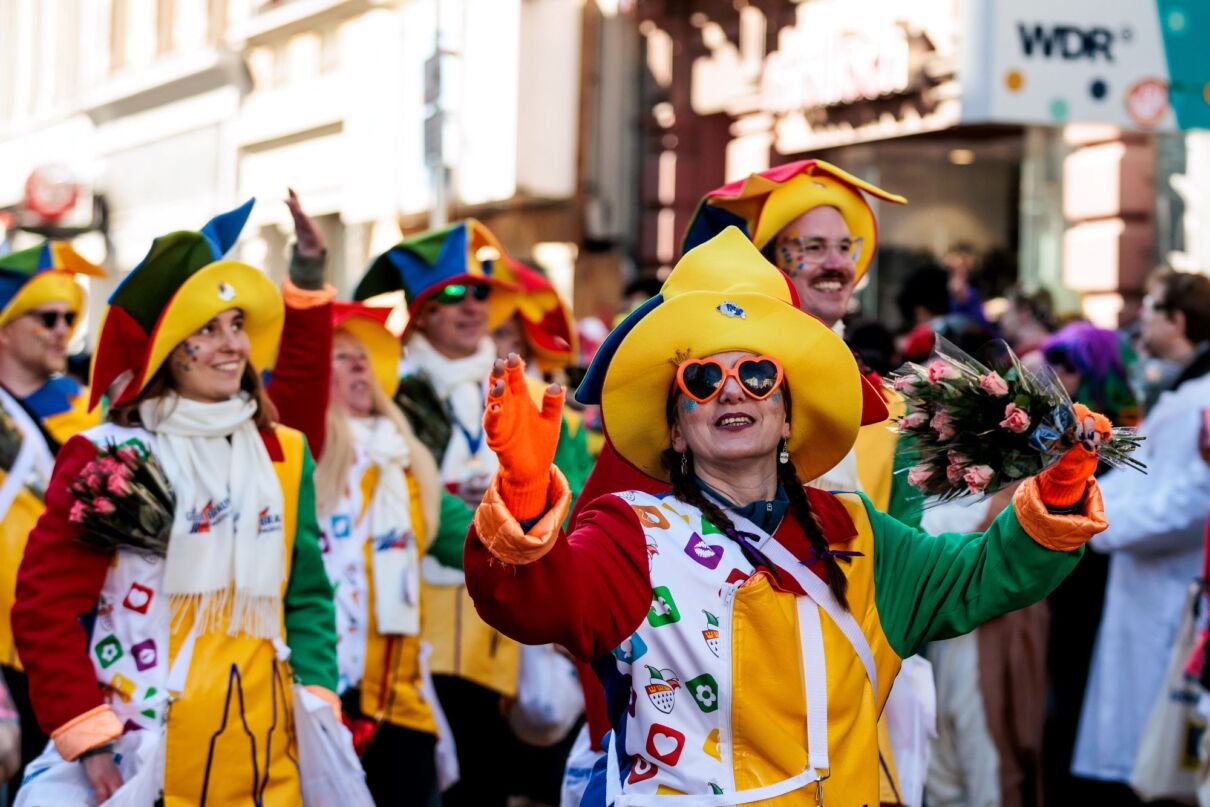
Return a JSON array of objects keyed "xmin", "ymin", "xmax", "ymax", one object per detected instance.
[
  {"xmin": 139, "ymin": 394, "xmax": 285, "ymax": 639},
  {"xmin": 405, "ymin": 332, "xmax": 499, "ymax": 485},
  {"xmin": 348, "ymin": 416, "xmax": 420, "ymax": 636}
]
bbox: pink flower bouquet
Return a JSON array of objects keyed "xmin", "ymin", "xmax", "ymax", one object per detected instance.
[
  {"xmin": 890, "ymin": 336, "xmax": 1144, "ymax": 502},
  {"xmin": 69, "ymin": 441, "xmax": 175, "ymax": 556}
]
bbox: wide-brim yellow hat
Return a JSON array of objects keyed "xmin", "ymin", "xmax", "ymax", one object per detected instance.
[
  {"xmin": 332, "ymin": 302, "xmax": 400, "ymax": 399},
  {"xmin": 683, "ymin": 159, "xmax": 907, "ymax": 281},
  {"xmin": 600, "ymin": 228, "xmax": 863, "ymax": 483}
]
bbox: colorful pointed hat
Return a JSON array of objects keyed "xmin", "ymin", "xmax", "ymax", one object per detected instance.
[
  {"xmin": 89, "ymin": 199, "xmax": 283, "ymax": 409},
  {"xmin": 0, "ymin": 240, "xmax": 105, "ymax": 333},
  {"xmin": 595, "ymin": 227, "xmax": 880, "ymax": 484},
  {"xmin": 353, "ymin": 218, "xmax": 519, "ymax": 338},
  {"xmin": 331, "ymin": 302, "xmax": 400, "ymax": 398},
  {"xmin": 682, "ymin": 159, "xmax": 906, "ymax": 280},
  {"xmin": 490, "ymin": 257, "xmax": 578, "ymax": 373}
]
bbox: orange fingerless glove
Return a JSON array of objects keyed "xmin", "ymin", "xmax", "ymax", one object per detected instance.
[
  {"xmin": 1037, "ymin": 403, "xmax": 1112, "ymax": 509},
  {"xmin": 484, "ymin": 358, "xmax": 565, "ymax": 520}
]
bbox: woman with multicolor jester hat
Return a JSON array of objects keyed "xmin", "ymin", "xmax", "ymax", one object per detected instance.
[
  {"xmin": 10, "ymin": 201, "xmax": 338, "ymax": 805},
  {"xmin": 463, "ymin": 227, "xmax": 1112, "ymax": 806}
]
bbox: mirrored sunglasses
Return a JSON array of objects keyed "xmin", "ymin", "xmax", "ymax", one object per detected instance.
[
  {"xmin": 676, "ymin": 355, "xmax": 785, "ymax": 404},
  {"xmin": 435, "ymin": 283, "xmax": 492, "ymax": 305}
]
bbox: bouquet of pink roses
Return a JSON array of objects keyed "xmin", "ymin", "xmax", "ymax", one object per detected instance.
[
  {"xmin": 69, "ymin": 441, "xmax": 175, "ymax": 556},
  {"xmin": 890, "ymin": 336, "xmax": 1144, "ymax": 502}
]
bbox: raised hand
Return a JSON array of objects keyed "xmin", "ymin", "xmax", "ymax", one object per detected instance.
[
  {"xmin": 285, "ymin": 189, "xmax": 327, "ymax": 290},
  {"xmin": 1037, "ymin": 403, "xmax": 1112, "ymax": 509},
  {"xmin": 484, "ymin": 353, "xmax": 564, "ymax": 518}
]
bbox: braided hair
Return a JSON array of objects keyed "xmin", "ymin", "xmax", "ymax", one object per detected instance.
[{"xmin": 662, "ymin": 386, "xmax": 850, "ymax": 609}]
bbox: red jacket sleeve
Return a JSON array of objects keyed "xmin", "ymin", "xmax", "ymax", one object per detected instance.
[
  {"xmin": 464, "ymin": 492, "xmax": 653, "ymax": 662},
  {"xmin": 267, "ymin": 298, "xmax": 332, "ymax": 458},
  {"xmin": 12, "ymin": 435, "xmax": 114, "ymax": 735}
]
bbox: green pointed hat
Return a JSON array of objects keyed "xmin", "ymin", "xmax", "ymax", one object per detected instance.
[{"xmin": 90, "ymin": 199, "xmax": 283, "ymax": 409}]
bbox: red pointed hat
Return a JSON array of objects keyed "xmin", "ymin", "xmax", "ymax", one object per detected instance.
[{"xmin": 490, "ymin": 257, "xmax": 578, "ymax": 373}]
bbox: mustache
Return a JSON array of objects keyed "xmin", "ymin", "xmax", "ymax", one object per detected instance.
[{"xmin": 809, "ymin": 270, "xmax": 852, "ymax": 283}]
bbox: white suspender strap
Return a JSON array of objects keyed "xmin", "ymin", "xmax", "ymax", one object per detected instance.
[
  {"xmin": 796, "ymin": 597, "xmax": 830, "ymax": 776},
  {"xmin": 760, "ymin": 537, "xmax": 879, "ymax": 697}
]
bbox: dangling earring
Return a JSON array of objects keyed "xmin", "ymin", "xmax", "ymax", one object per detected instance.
[
  {"xmin": 778, "ymin": 440, "xmax": 790, "ymax": 465},
  {"xmin": 680, "ymin": 452, "xmax": 688, "ymax": 476}
]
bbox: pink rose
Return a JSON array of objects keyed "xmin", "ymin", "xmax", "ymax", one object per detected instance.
[
  {"xmin": 1000, "ymin": 403, "xmax": 1031, "ymax": 433},
  {"xmin": 963, "ymin": 464, "xmax": 995, "ymax": 492},
  {"xmin": 106, "ymin": 473, "xmax": 131, "ymax": 497},
  {"xmin": 931, "ymin": 408, "xmax": 955, "ymax": 441},
  {"xmin": 116, "ymin": 446, "xmax": 139, "ymax": 466},
  {"xmin": 906, "ymin": 465, "xmax": 933, "ymax": 489},
  {"xmin": 69, "ymin": 500, "xmax": 89, "ymax": 523},
  {"xmin": 87, "ymin": 474, "xmax": 103, "ymax": 493},
  {"xmin": 946, "ymin": 463, "xmax": 964, "ymax": 484},
  {"xmin": 898, "ymin": 412, "xmax": 927, "ymax": 431},
  {"xmin": 927, "ymin": 360, "xmax": 959, "ymax": 383},
  {"xmin": 979, "ymin": 372, "xmax": 1009, "ymax": 396},
  {"xmin": 92, "ymin": 497, "xmax": 116, "ymax": 515},
  {"xmin": 948, "ymin": 452, "xmax": 970, "ymax": 468},
  {"xmin": 893, "ymin": 374, "xmax": 920, "ymax": 393},
  {"xmin": 98, "ymin": 457, "xmax": 121, "ymax": 474}
]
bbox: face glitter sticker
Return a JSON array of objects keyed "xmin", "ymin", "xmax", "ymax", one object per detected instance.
[{"xmin": 217, "ymin": 282, "xmax": 236, "ymax": 301}]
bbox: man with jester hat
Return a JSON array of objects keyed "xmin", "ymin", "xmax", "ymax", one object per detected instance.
[
  {"xmin": 464, "ymin": 227, "xmax": 1112, "ymax": 806},
  {"xmin": 11, "ymin": 201, "xmax": 340, "ymax": 805},
  {"xmin": 0, "ymin": 240, "xmax": 106, "ymax": 799},
  {"xmin": 354, "ymin": 219, "xmax": 592, "ymax": 806}
]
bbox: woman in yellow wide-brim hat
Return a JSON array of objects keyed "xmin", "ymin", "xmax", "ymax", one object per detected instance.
[
  {"xmin": 11, "ymin": 201, "xmax": 338, "ymax": 806},
  {"xmin": 462, "ymin": 227, "xmax": 1110, "ymax": 805}
]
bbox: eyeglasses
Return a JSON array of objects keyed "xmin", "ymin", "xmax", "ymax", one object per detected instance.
[
  {"xmin": 434, "ymin": 283, "xmax": 491, "ymax": 305},
  {"xmin": 25, "ymin": 310, "xmax": 77, "ymax": 330},
  {"xmin": 777, "ymin": 236, "xmax": 864, "ymax": 267},
  {"xmin": 675, "ymin": 355, "xmax": 785, "ymax": 404}
]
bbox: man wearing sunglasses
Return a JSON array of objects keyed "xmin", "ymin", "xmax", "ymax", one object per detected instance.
[
  {"xmin": 0, "ymin": 240, "xmax": 104, "ymax": 802},
  {"xmin": 356, "ymin": 219, "xmax": 591, "ymax": 807}
]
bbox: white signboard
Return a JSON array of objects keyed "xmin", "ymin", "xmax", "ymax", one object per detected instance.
[{"xmin": 960, "ymin": 0, "xmax": 1205, "ymax": 131}]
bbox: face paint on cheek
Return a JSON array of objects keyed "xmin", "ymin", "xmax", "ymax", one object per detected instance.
[
  {"xmin": 769, "ymin": 390, "xmax": 783, "ymax": 406},
  {"xmin": 680, "ymin": 399, "xmax": 698, "ymax": 413}
]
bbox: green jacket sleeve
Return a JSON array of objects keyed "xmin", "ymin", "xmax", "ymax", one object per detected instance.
[
  {"xmin": 283, "ymin": 446, "xmax": 338, "ymax": 689},
  {"xmin": 868, "ymin": 491, "xmax": 1082, "ymax": 659},
  {"xmin": 553, "ymin": 415, "xmax": 593, "ymax": 504},
  {"xmin": 427, "ymin": 490, "xmax": 475, "ymax": 571},
  {"xmin": 883, "ymin": 433, "xmax": 923, "ymax": 529}
]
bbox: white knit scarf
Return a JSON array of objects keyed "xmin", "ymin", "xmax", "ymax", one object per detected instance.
[
  {"xmin": 405, "ymin": 332, "xmax": 498, "ymax": 484},
  {"xmin": 348, "ymin": 415, "xmax": 419, "ymax": 635},
  {"xmin": 139, "ymin": 393, "xmax": 286, "ymax": 639}
]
